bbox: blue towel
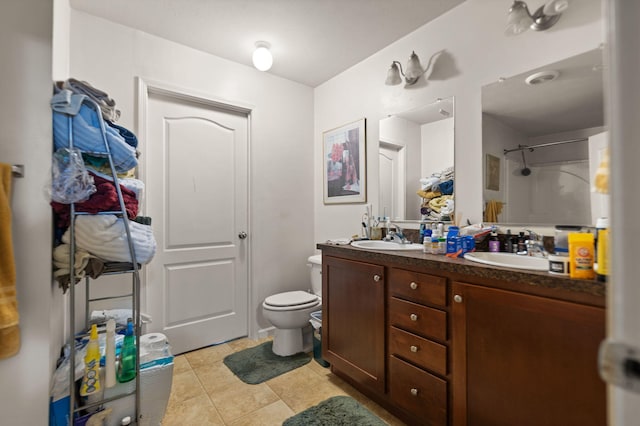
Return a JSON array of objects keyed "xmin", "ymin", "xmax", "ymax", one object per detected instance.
[
  {"xmin": 439, "ymin": 179, "xmax": 454, "ymax": 195},
  {"xmin": 53, "ymin": 104, "xmax": 137, "ymax": 173},
  {"xmin": 51, "ymin": 89, "xmax": 86, "ymax": 116},
  {"xmin": 106, "ymin": 121, "xmax": 138, "ymax": 148}
]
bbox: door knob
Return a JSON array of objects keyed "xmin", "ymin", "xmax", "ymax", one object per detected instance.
[
  {"xmin": 410, "ymin": 282, "xmax": 418, "ymax": 290},
  {"xmin": 454, "ymin": 294, "xmax": 463, "ymax": 303},
  {"xmin": 373, "ymin": 275, "xmax": 381, "ymax": 282},
  {"xmin": 410, "ymin": 313, "xmax": 418, "ymax": 321},
  {"xmin": 238, "ymin": 231, "xmax": 248, "ymax": 239}
]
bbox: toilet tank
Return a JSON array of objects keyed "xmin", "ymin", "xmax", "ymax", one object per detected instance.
[{"xmin": 307, "ymin": 255, "xmax": 322, "ymax": 296}]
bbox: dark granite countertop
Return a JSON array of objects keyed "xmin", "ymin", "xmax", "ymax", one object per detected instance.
[{"xmin": 317, "ymin": 243, "xmax": 606, "ymax": 307}]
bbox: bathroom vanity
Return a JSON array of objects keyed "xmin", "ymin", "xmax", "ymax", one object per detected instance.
[{"xmin": 318, "ymin": 243, "xmax": 606, "ymax": 426}]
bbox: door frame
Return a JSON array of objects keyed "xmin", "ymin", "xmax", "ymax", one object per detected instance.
[{"xmin": 135, "ymin": 76, "xmax": 254, "ymax": 338}]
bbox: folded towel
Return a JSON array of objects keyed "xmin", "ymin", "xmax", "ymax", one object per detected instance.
[
  {"xmin": 52, "ymin": 243, "xmax": 105, "ymax": 292},
  {"xmin": 51, "ymin": 173, "xmax": 139, "ymax": 229},
  {"xmin": 62, "ymin": 215, "xmax": 157, "ymax": 264},
  {"xmin": 61, "ymin": 78, "xmax": 120, "ymax": 122},
  {"xmin": 0, "ymin": 164, "xmax": 20, "ymax": 359},
  {"xmin": 51, "ymin": 88, "xmax": 86, "ymax": 116},
  {"xmin": 52, "ymin": 103, "xmax": 137, "ymax": 173}
]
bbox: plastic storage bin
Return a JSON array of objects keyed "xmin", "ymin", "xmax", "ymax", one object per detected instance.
[{"xmin": 309, "ymin": 311, "xmax": 330, "ymax": 368}]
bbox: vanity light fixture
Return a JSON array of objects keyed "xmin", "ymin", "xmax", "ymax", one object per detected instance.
[
  {"xmin": 252, "ymin": 41, "xmax": 273, "ymax": 71},
  {"xmin": 385, "ymin": 51, "xmax": 429, "ymax": 87},
  {"xmin": 505, "ymin": 0, "xmax": 570, "ymax": 36}
]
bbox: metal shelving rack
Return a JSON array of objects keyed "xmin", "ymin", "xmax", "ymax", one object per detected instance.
[{"xmin": 63, "ymin": 99, "xmax": 141, "ymax": 425}]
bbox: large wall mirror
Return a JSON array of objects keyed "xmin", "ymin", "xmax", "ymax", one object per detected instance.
[
  {"xmin": 482, "ymin": 48, "xmax": 606, "ymax": 226},
  {"xmin": 379, "ymin": 97, "xmax": 454, "ymax": 221}
]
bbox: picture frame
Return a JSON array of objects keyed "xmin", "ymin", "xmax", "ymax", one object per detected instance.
[
  {"xmin": 323, "ymin": 118, "xmax": 367, "ymax": 204},
  {"xmin": 486, "ymin": 153, "xmax": 500, "ymax": 191}
]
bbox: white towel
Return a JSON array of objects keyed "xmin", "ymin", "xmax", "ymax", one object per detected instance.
[{"xmin": 62, "ymin": 215, "xmax": 156, "ymax": 264}]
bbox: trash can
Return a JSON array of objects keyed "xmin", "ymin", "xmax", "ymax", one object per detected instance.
[{"xmin": 309, "ymin": 311, "xmax": 330, "ymax": 368}]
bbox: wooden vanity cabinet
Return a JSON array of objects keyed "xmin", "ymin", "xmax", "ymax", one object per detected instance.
[
  {"xmin": 322, "ymin": 255, "xmax": 386, "ymax": 394},
  {"xmin": 319, "ymin": 246, "xmax": 606, "ymax": 426},
  {"xmin": 451, "ymin": 281, "xmax": 606, "ymax": 426},
  {"xmin": 387, "ymin": 268, "xmax": 450, "ymax": 426}
]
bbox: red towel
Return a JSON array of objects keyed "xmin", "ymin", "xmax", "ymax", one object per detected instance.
[{"xmin": 51, "ymin": 173, "xmax": 139, "ymax": 228}]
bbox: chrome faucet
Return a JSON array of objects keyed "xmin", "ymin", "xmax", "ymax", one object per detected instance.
[
  {"xmin": 523, "ymin": 230, "xmax": 548, "ymax": 258},
  {"xmin": 384, "ymin": 223, "xmax": 410, "ymax": 244}
]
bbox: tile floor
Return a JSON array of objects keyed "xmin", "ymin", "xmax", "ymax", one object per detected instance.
[{"xmin": 162, "ymin": 337, "xmax": 405, "ymax": 425}]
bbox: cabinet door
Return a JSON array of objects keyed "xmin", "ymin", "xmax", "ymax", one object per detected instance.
[
  {"xmin": 451, "ymin": 282, "xmax": 606, "ymax": 426},
  {"xmin": 322, "ymin": 256, "xmax": 385, "ymax": 394}
]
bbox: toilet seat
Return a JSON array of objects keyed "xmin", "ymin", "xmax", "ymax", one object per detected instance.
[{"xmin": 263, "ymin": 291, "xmax": 320, "ymax": 311}]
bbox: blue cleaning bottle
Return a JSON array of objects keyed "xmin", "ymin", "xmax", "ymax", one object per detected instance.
[{"xmin": 117, "ymin": 319, "xmax": 137, "ymax": 383}]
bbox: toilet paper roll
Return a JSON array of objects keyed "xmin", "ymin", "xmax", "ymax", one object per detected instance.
[{"xmin": 140, "ymin": 333, "xmax": 168, "ymax": 351}]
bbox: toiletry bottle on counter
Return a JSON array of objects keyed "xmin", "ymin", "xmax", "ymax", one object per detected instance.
[
  {"xmin": 489, "ymin": 228, "xmax": 500, "ymax": 253},
  {"xmin": 80, "ymin": 324, "xmax": 101, "ymax": 397},
  {"xmin": 568, "ymin": 232, "xmax": 595, "ymax": 279},
  {"xmin": 504, "ymin": 229, "xmax": 513, "ymax": 253},
  {"xmin": 446, "ymin": 226, "xmax": 460, "ymax": 254},
  {"xmin": 517, "ymin": 232, "xmax": 527, "ymax": 253},
  {"xmin": 596, "ymin": 217, "xmax": 609, "ymax": 282},
  {"xmin": 423, "ymin": 235, "xmax": 432, "ymax": 254}
]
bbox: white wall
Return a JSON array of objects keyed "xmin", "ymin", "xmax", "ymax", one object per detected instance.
[
  {"xmin": 314, "ymin": 0, "xmax": 604, "ymax": 242},
  {"xmin": 67, "ymin": 11, "xmax": 315, "ymax": 337},
  {"xmin": 0, "ymin": 1, "xmax": 55, "ymax": 425}
]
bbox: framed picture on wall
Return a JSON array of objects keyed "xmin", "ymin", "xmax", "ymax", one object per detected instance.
[
  {"xmin": 323, "ymin": 118, "xmax": 367, "ymax": 204},
  {"xmin": 486, "ymin": 154, "xmax": 500, "ymax": 191}
]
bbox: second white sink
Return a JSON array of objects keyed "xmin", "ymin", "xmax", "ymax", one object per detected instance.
[{"xmin": 463, "ymin": 252, "xmax": 549, "ymax": 271}]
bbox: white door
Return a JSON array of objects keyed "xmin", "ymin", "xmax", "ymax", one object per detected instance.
[
  {"xmin": 379, "ymin": 142, "xmax": 405, "ymax": 220},
  {"xmin": 143, "ymin": 86, "xmax": 249, "ymax": 355}
]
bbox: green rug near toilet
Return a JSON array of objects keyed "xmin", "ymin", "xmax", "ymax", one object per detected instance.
[
  {"xmin": 223, "ymin": 341, "xmax": 311, "ymax": 384},
  {"xmin": 283, "ymin": 396, "xmax": 388, "ymax": 426}
]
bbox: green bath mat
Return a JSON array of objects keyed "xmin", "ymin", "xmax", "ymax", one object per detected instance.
[
  {"xmin": 223, "ymin": 341, "xmax": 311, "ymax": 384},
  {"xmin": 283, "ymin": 396, "xmax": 387, "ymax": 426}
]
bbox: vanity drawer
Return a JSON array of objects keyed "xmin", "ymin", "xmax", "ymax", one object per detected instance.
[
  {"xmin": 388, "ymin": 268, "xmax": 447, "ymax": 307},
  {"xmin": 389, "ymin": 326, "xmax": 447, "ymax": 376},
  {"xmin": 389, "ymin": 297, "xmax": 447, "ymax": 341},
  {"xmin": 389, "ymin": 355, "xmax": 447, "ymax": 426}
]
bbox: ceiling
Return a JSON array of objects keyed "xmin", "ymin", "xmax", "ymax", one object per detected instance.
[
  {"xmin": 482, "ymin": 48, "xmax": 605, "ymax": 138},
  {"xmin": 69, "ymin": 0, "xmax": 465, "ymax": 87}
]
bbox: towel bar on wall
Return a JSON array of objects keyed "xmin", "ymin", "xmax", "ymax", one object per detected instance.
[{"xmin": 11, "ymin": 165, "xmax": 24, "ymax": 178}]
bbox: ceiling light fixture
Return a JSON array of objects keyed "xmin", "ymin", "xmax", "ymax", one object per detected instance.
[
  {"xmin": 505, "ymin": 0, "xmax": 569, "ymax": 36},
  {"xmin": 252, "ymin": 41, "xmax": 273, "ymax": 71},
  {"xmin": 385, "ymin": 51, "xmax": 432, "ymax": 87},
  {"xmin": 525, "ymin": 70, "xmax": 560, "ymax": 85}
]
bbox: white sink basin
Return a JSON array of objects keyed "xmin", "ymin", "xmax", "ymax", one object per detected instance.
[
  {"xmin": 463, "ymin": 252, "xmax": 549, "ymax": 271},
  {"xmin": 350, "ymin": 240, "xmax": 424, "ymax": 251}
]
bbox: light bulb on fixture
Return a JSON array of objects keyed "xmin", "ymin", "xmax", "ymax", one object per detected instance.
[
  {"xmin": 505, "ymin": 0, "xmax": 569, "ymax": 36},
  {"xmin": 252, "ymin": 41, "xmax": 273, "ymax": 71},
  {"xmin": 385, "ymin": 50, "xmax": 441, "ymax": 87}
]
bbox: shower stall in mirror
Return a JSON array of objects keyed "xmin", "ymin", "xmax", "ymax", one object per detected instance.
[{"xmin": 482, "ymin": 48, "xmax": 607, "ymax": 226}]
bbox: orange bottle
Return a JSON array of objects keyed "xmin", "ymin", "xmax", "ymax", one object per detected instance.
[{"xmin": 568, "ymin": 233, "xmax": 595, "ymax": 279}]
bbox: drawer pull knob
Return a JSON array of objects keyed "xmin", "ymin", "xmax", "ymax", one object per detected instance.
[
  {"xmin": 454, "ymin": 294, "xmax": 463, "ymax": 303},
  {"xmin": 410, "ymin": 345, "xmax": 418, "ymax": 353},
  {"xmin": 410, "ymin": 313, "xmax": 418, "ymax": 321},
  {"xmin": 410, "ymin": 388, "xmax": 419, "ymax": 396},
  {"xmin": 373, "ymin": 274, "xmax": 381, "ymax": 282},
  {"xmin": 410, "ymin": 282, "xmax": 418, "ymax": 290}
]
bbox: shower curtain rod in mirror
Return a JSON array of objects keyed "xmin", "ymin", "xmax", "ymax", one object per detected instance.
[{"xmin": 503, "ymin": 137, "xmax": 587, "ymax": 155}]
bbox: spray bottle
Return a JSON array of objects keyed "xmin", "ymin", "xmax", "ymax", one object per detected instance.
[{"xmin": 117, "ymin": 319, "xmax": 137, "ymax": 383}]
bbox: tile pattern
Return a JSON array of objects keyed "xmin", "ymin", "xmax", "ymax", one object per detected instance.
[{"xmin": 162, "ymin": 337, "xmax": 405, "ymax": 426}]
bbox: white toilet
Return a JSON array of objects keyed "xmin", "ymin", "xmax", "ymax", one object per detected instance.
[{"xmin": 262, "ymin": 254, "xmax": 322, "ymax": 356}]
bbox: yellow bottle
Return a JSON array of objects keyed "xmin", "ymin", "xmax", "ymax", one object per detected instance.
[
  {"xmin": 596, "ymin": 218, "xmax": 609, "ymax": 283},
  {"xmin": 568, "ymin": 232, "xmax": 595, "ymax": 280},
  {"xmin": 79, "ymin": 324, "xmax": 101, "ymax": 396}
]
